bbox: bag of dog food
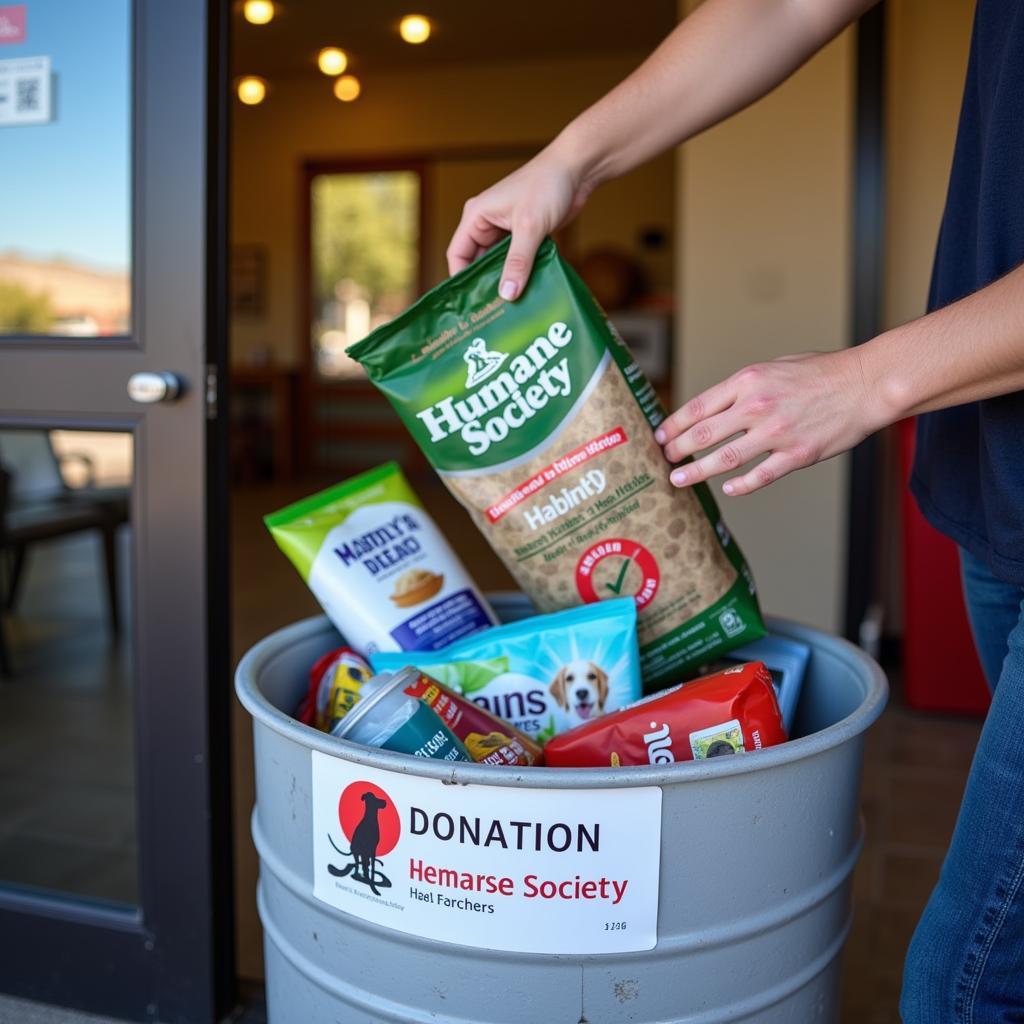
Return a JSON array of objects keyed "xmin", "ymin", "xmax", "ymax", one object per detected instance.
[
  {"xmin": 265, "ymin": 462, "xmax": 498, "ymax": 655},
  {"xmin": 544, "ymin": 661, "xmax": 787, "ymax": 768},
  {"xmin": 348, "ymin": 237, "xmax": 765, "ymax": 688},
  {"xmin": 369, "ymin": 598, "xmax": 642, "ymax": 744}
]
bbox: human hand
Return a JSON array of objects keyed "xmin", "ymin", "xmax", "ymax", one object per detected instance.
[
  {"xmin": 446, "ymin": 140, "xmax": 597, "ymax": 301},
  {"xmin": 654, "ymin": 348, "xmax": 889, "ymax": 495}
]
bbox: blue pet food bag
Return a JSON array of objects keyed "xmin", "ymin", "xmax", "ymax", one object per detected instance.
[{"xmin": 370, "ymin": 598, "xmax": 641, "ymax": 745}]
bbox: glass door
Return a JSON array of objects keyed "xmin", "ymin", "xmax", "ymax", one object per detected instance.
[{"xmin": 0, "ymin": 1, "xmax": 232, "ymax": 1020}]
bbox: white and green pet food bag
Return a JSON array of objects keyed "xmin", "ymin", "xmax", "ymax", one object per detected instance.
[{"xmin": 265, "ymin": 462, "xmax": 497, "ymax": 655}]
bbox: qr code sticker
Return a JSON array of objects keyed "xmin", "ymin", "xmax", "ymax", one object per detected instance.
[{"xmin": 15, "ymin": 77, "xmax": 39, "ymax": 113}]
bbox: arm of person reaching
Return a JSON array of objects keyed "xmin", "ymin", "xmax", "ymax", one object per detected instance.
[
  {"xmin": 656, "ymin": 261, "xmax": 1024, "ymax": 495},
  {"xmin": 447, "ymin": 0, "xmax": 877, "ymax": 299}
]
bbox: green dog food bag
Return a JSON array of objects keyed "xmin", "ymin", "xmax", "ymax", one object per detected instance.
[{"xmin": 348, "ymin": 238, "xmax": 765, "ymax": 688}]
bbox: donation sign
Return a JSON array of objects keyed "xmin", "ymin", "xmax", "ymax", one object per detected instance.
[{"xmin": 311, "ymin": 751, "xmax": 662, "ymax": 953}]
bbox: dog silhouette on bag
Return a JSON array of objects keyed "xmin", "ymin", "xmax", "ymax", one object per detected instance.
[{"xmin": 329, "ymin": 791, "xmax": 392, "ymax": 896}]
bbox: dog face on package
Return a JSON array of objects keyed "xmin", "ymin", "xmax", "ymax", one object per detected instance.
[{"xmin": 549, "ymin": 660, "xmax": 610, "ymax": 725}]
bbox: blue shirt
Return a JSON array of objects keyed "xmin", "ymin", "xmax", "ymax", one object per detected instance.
[{"xmin": 911, "ymin": 0, "xmax": 1024, "ymax": 585}]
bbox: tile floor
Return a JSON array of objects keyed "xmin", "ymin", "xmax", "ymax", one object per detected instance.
[
  {"xmin": 840, "ymin": 694, "xmax": 980, "ymax": 1022},
  {"xmin": 0, "ymin": 476, "xmax": 987, "ymax": 1022},
  {"xmin": 0, "ymin": 994, "xmax": 127, "ymax": 1024},
  {"xmin": 0, "ymin": 992, "xmax": 267, "ymax": 1024}
]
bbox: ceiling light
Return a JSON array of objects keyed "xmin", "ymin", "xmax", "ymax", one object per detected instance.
[
  {"xmin": 243, "ymin": 1, "xmax": 274, "ymax": 26},
  {"xmin": 237, "ymin": 76, "xmax": 267, "ymax": 105},
  {"xmin": 399, "ymin": 14, "xmax": 431, "ymax": 44},
  {"xmin": 333, "ymin": 74, "xmax": 361, "ymax": 102},
  {"xmin": 318, "ymin": 47, "xmax": 348, "ymax": 76}
]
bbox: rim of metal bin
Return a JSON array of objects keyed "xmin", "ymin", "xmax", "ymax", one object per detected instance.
[{"xmin": 235, "ymin": 611, "xmax": 888, "ymax": 790}]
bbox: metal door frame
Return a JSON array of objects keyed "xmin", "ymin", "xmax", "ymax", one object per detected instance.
[{"xmin": 0, "ymin": 1, "xmax": 234, "ymax": 1020}]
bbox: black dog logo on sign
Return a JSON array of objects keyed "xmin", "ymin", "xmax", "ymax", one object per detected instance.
[{"xmin": 329, "ymin": 789, "xmax": 394, "ymax": 896}]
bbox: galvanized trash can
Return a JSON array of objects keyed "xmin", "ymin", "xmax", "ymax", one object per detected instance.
[{"xmin": 236, "ymin": 596, "xmax": 887, "ymax": 1024}]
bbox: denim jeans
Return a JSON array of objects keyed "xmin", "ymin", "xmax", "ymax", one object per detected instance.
[{"xmin": 900, "ymin": 549, "xmax": 1024, "ymax": 1022}]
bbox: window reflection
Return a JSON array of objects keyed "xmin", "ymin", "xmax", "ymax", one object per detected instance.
[
  {"xmin": 310, "ymin": 170, "xmax": 420, "ymax": 378},
  {"xmin": 0, "ymin": 428, "xmax": 136, "ymax": 906},
  {"xmin": 0, "ymin": 1, "xmax": 131, "ymax": 338}
]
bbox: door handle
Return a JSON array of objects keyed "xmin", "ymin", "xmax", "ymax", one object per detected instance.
[{"xmin": 127, "ymin": 372, "xmax": 184, "ymax": 404}]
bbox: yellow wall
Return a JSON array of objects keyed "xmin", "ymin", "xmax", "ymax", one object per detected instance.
[
  {"xmin": 675, "ymin": 20, "xmax": 855, "ymax": 633},
  {"xmin": 876, "ymin": 0, "xmax": 974, "ymax": 629},
  {"xmin": 230, "ymin": 54, "xmax": 675, "ymax": 368},
  {"xmin": 885, "ymin": 0, "xmax": 974, "ymax": 328}
]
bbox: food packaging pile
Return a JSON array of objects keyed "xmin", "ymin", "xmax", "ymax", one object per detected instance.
[{"xmin": 266, "ymin": 238, "xmax": 809, "ymax": 770}]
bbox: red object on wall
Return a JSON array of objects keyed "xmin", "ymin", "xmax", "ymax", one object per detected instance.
[
  {"xmin": 0, "ymin": 6, "xmax": 26, "ymax": 44},
  {"xmin": 900, "ymin": 418, "xmax": 990, "ymax": 715}
]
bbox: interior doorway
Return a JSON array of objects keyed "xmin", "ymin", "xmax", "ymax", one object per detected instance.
[{"xmin": 227, "ymin": 0, "xmax": 679, "ymax": 983}]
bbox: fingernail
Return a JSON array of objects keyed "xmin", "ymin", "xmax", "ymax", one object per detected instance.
[
  {"xmin": 654, "ymin": 428, "xmax": 665, "ymax": 444},
  {"xmin": 723, "ymin": 482, "xmax": 735, "ymax": 495},
  {"xmin": 499, "ymin": 280, "xmax": 518, "ymax": 301},
  {"xmin": 671, "ymin": 470, "xmax": 687, "ymax": 486}
]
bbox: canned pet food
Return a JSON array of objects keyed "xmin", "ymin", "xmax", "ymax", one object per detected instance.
[
  {"xmin": 544, "ymin": 661, "xmax": 787, "ymax": 768},
  {"xmin": 265, "ymin": 462, "xmax": 498, "ymax": 655},
  {"xmin": 401, "ymin": 669, "xmax": 543, "ymax": 767},
  {"xmin": 331, "ymin": 670, "xmax": 470, "ymax": 762},
  {"xmin": 299, "ymin": 646, "xmax": 373, "ymax": 732}
]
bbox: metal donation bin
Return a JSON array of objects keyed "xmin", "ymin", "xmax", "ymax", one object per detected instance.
[{"xmin": 235, "ymin": 596, "xmax": 887, "ymax": 1024}]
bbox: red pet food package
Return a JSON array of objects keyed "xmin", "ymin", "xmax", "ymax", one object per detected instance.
[
  {"xmin": 297, "ymin": 646, "xmax": 374, "ymax": 731},
  {"xmin": 544, "ymin": 661, "xmax": 787, "ymax": 768}
]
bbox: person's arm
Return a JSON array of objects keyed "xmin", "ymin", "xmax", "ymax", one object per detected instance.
[
  {"xmin": 655, "ymin": 262, "xmax": 1024, "ymax": 495},
  {"xmin": 447, "ymin": 0, "xmax": 877, "ymax": 298}
]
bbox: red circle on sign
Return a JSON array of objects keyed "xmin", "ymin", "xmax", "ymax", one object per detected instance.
[
  {"xmin": 338, "ymin": 781, "xmax": 401, "ymax": 858},
  {"xmin": 575, "ymin": 538, "xmax": 661, "ymax": 609}
]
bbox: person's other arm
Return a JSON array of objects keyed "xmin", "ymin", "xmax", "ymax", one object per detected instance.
[
  {"xmin": 656, "ymin": 263, "xmax": 1024, "ymax": 495},
  {"xmin": 447, "ymin": 0, "xmax": 878, "ymax": 298}
]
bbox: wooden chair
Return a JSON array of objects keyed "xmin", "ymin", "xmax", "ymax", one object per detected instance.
[{"xmin": 0, "ymin": 431, "xmax": 129, "ymax": 677}]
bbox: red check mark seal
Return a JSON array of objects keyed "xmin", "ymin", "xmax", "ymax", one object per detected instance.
[{"xmin": 575, "ymin": 538, "xmax": 661, "ymax": 609}]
